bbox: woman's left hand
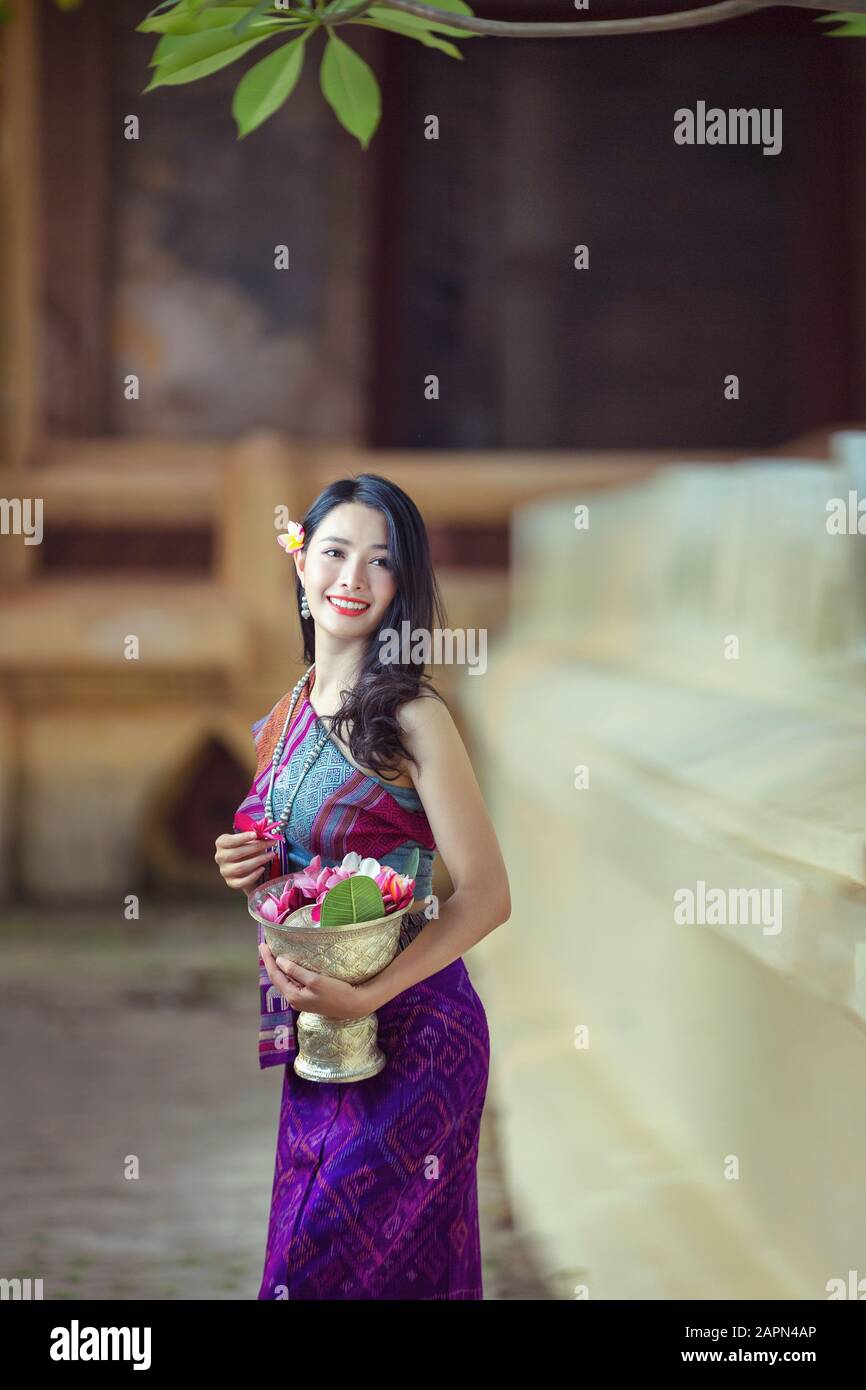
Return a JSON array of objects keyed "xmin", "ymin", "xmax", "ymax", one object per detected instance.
[{"xmin": 259, "ymin": 942, "xmax": 372, "ymax": 1020}]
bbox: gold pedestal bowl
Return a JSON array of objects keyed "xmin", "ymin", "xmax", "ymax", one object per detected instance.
[{"xmin": 247, "ymin": 874, "xmax": 415, "ymax": 1083}]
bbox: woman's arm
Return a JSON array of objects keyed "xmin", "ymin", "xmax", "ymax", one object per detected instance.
[{"xmin": 359, "ymin": 692, "xmax": 511, "ymax": 1012}]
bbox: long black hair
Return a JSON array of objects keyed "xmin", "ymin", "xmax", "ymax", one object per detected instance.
[{"xmin": 294, "ymin": 473, "xmax": 448, "ymax": 782}]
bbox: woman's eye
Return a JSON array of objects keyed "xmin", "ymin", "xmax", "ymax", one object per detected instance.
[{"xmin": 323, "ymin": 548, "xmax": 390, "ymax": 568}]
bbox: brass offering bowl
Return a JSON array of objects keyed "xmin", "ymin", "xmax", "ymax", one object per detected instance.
[{"xmin": 247, "ymin": 874, "xmax": 417, "ymax": 1083}]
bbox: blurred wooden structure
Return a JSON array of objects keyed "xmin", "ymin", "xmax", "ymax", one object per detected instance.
[{"xmin": 0, "ymin": 428, "xmax": 735, "ymax": 900}]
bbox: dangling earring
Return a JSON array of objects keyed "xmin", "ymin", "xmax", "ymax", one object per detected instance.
[{"xmin": 300, "ymin": 588, "xmax": 310, "ymax": 619}]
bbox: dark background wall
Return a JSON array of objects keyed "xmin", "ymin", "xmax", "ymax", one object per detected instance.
[{"xmin": 36, "ymin": 0, "xmax": 866, "ymax": 450}]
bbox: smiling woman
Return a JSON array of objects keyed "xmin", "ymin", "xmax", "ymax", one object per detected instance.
[{"xmin": 216, "ymin": 471, "xmax": 511, "ymax": 1300}]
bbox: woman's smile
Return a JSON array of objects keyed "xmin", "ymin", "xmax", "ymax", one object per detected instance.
[{"xmin": 326, "ymin": 594, "xmax": 372, "ymax": 617}]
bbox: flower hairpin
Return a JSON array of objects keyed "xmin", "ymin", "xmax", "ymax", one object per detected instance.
[{"xmin": 277, "ymin": 521, "xmax": 305, "ymax": 553}]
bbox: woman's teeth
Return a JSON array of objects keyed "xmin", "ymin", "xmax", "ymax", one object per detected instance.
[{"xmin": 327, "ymin": 596, "xmax": 371, "ymax": 615}]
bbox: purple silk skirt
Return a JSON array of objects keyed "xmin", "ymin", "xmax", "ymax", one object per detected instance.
[{"xmin": 257, "ymin": 955, "xmax": 491, "ymax": 1300}]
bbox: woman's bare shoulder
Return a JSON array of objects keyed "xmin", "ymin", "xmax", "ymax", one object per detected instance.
[{"xmin": 397, "ymin": 687, "xmax": 456, "ymax": 743}]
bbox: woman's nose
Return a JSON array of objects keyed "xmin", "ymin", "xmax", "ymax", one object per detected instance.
[{"xmin": 340, "ymin": 560, "xmax": 367, "ymax": 588}]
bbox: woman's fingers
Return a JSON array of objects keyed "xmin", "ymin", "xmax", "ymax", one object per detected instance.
[
  {"xmin": 259, "ymin": 946, "xmax": 297, "ymax": 1005},
  {"xmin": 246, "ymin": 849, "xmax": 278, "ymax": 868},
  {"xmin": 215, "ymin": 831, "xmax": 257, "ymax": 855},
  {"xmin": 227, "ymin": 856, "xmax": 273, "ymax": 888},
  {"xmin": 275, "ymin": 957, "xmax": 314, "ymax": 988},
  {"xmin": 233, "ymin": 864, "xmax": 269, "ymax": 889},
  {"xmin": 220, "ymin": 831, "xmax": 263, "ymax": 847},
  {"xmin": 215, "ymin": 830, "xmax": 280, "ymax": 893},
  {"xmin": 216, "ymin": 849, "xmax": 278, "ymax": 886},
  {"xmin": 218, "ymin": 841, "xmax": 278, "ymax": 865}
]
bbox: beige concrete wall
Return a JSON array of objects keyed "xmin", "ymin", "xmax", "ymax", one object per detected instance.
[{"xmin": 464, "ymin": 431, "xmax": 866, "ymax": 1299}]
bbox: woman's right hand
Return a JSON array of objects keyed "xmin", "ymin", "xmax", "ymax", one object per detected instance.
[{"xmin": 214, "ymin": 830, "xmax": 279, "ymax": 895}]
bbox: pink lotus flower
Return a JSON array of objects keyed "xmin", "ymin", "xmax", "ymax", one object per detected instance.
[
  {"xmin": 304, "ymin": 852, "xmax": 384, "ymax": 922},
  {"xmin": 233, "ymin": 811, "xmax": 282, "ymax": 843},
  {"xmin": 375, "ymin": 867, "xmax": 414, "ymax": 915},
  {"xmin": 288, "ymin": 853, "xmax": 325, "ymax": 896},
  {"xmin": 256, "ymin": 851, "xmax": 417, "ymax": 925},
  {"xmin": 318, "ymin": 863, "xmax": 356, "ymax": 891},
  {"xmin": 290, "ymin": 855, "xmax": 346, "ymax": 900},
  {"xmin": 309, "ymin": 859, "xmax": 415, "ymax": 923},
  {"xmin": 258, "ymin": 880, "xmax": 308, "ymax": 925}
]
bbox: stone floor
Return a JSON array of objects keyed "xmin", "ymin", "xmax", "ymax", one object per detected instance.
[{"xmin": 0, "ymin": 900, "xmax": 552, "ymax": 1301}]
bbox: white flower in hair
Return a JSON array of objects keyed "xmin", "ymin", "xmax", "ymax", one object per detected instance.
[{"xmin": 277, "ymin": 521, "xmax": 305, "ymax": 553}]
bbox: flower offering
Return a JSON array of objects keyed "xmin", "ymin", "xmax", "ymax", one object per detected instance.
[{"xmin": 259, "ymin": 849, "xmax": 418, "ymax": 927}]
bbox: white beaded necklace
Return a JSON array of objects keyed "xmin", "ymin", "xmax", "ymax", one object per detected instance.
[{"xmin": 264, "ymin": 662, "xmax": 329, "ymax": 836}]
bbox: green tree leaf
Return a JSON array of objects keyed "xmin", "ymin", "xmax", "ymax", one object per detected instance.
[
  {"xmin": 319, "ymin": 31, "xmax": 381, "ymax": 149},
  {"xmin": 319, "ymin": 875, "xmax": 386, "ymax": 927},
  {"xmin": 138, "ymin": 0, "xmax": 272, "ymax": 33},
  {"xmin": 233, "ymin": 32, "xmax": 308, "ymax": 136},
  {"xmin": 416, "ymin": 0, "xmax": 474, "ymax": 11},
  {"xmin": 815, "ymin": 12, "xmax": 866, "ymax": 35},
  {"xmin": 363, "ymin": 2, "xmax": 479, "ymax": 39},
  {"xmin": 140, "ymin": 5, "xmax": 247, "ymax": 35},
  {"xmin": 356, "ymin": 13, "xmax": 462, "ymax": 58},
  {"xmin": 234, "ymin": 0, "xmax": 278, "ymax": 36},
  {"xmin": 144, "ymin": 24, "xmax": 283, "ymax": 88}
]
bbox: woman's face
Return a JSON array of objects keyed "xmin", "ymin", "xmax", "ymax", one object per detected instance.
[{"xmin": 296, "ymin": 502, "xmax": 397, "ymax": 637}]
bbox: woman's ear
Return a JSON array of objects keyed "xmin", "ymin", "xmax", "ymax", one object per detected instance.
[{"xmin": 294, "ymin": 552, "xmax": 305, "ymax": 583}]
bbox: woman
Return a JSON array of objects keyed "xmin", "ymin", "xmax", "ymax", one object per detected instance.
[{"xmin": 215, "ymin": 473, "xmax": 511, "ymax": 1300}]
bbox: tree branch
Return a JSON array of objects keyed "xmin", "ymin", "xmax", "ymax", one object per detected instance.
[{"xmin": 378, "ymin": 0, "xmax": 865, "ymax": 38}]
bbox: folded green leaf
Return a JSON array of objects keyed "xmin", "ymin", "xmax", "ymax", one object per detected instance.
[
  {"xmin": 140, "ymin": 4, "xmax": 252, "ymax": 34},
  {"xmin": 140, "ymin": 0, "xmax": 246, "ymax": 30},
  {"xmin": 146, "ymin": 0, "xmax": 189, "ymax": 12},
  {"xmin": 402, "ymin": 0, "xmax": 474, "ymax": 14},
  {"xmin": 145, "ymin": 25, "xmax": 283, "ymax": 88},
  {"xmin": 814, "ymin": 12, "xmax": 866, "ymax": 35},
  {"xmin": 235, "ymin": 0, "xmax": 280, "ymax": 36},
  {"xmin": 233, "ymin": 32, "xmax": 308, "ymax": 136},
  {"xmin": 366, "ymin": 2, "xmax": 479, "ymax": 39},
  {"xmin": 149, "ymin": 20, "xmax": 280, "ymax": 64},
  {"xmin": 356, "ymin": 14, "xmax": 462, "ymax": 56},
  {"xmin": 320, "ymin": 32, "xmax": 381, "ymax": 149}
]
